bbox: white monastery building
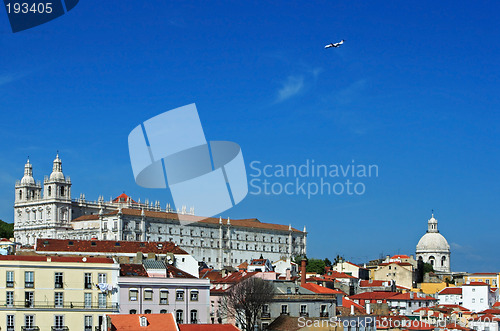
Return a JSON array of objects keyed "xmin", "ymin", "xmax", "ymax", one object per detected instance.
[{"xmin": 14, "ymin": 156, "xmax": 307, "ymax": 269}]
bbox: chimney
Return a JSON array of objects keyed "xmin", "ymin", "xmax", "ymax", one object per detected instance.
[
  {"xmin": 410, "ymin": 292, "xmax": 414, "ymax": 299},
  {"xmin": 286, "ymin": 268, "xmax": 291, "ymax": 281},
  {"xmin": 300, "ymin": 259, "xmax": 307, "ymax": 286},
  {"xmin": 366, "ymin": 303, "xmax": 371, "ymax": 315},
  {"xmin": 351, "ymin": 305, "xmax": 355, "ymax": 315}
]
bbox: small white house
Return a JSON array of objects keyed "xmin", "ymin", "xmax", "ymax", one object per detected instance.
[
  {"xmin": 462, "ymin": 282, "xmax": 496, "ymax": 312},
  {"xmin": 437, "ymin": 287, "xmax": 463, "ymax": 306}
]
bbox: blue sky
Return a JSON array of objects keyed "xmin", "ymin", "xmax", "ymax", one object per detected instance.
[{"xmin": 1, "ymin": 1, "xmax": 499, "ymax": 272}]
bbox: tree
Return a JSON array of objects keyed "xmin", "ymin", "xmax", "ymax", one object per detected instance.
[
  {"xmin": 324, "ymin": 258, "xmax": 332, "ymax": 267},
  {"xmin": 218, "ymin": 277, "xmax": 275, "ymax": 331},
  {"xmin": 0, "ymin": 220, "xmax": 14, "ymax": 239},
  {"xmin": 423, "ymin": 262, "xmax": 434, "ymax": 274},
  {"xmin": 333, "ymin": 254, "xmax": 344, "ymax": 265},
  {"xmin": 306, "ymin": 258, "xmax": 326, "ymax": 274}
]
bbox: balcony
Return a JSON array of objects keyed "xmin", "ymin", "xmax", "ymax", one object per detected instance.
[
  {"xmin": 261, "ymin": 312, "xmax": 271, "ymax": 319},
  {"xmin": 84, "ymin": 283, "xmax": 93, "ymax": 289},
  {"xmin": 3, "ymin": 301, "xmax": 119, "ymax": 310},
  {"xmin": 55, "ymin": 282, "xmax": 64, "ymax": 289},
  {"xmin": 320, "ymin": 312, "xmax": 329, "ymax": 318},
  {"xmin": 25, "ymin": 281, "xmax": 34, "ymax": 288},
  {"xmin": 6, "ymin": 281, "xmax": 14, "ymax": 288},
  {"xmin": 300, "ymin": 312, "xmax": 309, "ymax": 317},
  {"xmin": 21, "ymin": 327, "xmax": 40, "ymax": 331},
  {"xmin": 51, "ymin": 327, "xmax": 69, "ymax": 331},
  {"xmin": 112, "ymin": 227, "xmax": 118, "ymax": 232}
]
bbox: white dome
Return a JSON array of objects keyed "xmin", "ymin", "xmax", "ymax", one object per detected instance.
[
  {"xmin": 49, "ymin": 171, "xmax": 65, "ymax": 181},
  {"xmin": 416, "ymin": 232, "xmax": 450, "ymax": 253},
  {"xmin": 49, "ymin": 154, "xmax": 65, "ymax": 181},
  {"xmin": 20, "ymin": 175, "xmax": 35, "ymax": 185}
]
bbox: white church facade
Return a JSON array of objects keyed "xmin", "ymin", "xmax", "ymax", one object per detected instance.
[
  {"xmin": 416, "ymin": 214, "xmax": 451, "ymax": 273},
  {"xmin": 14, "ymin": 156, "xmax": 307, "ymax": 269}
]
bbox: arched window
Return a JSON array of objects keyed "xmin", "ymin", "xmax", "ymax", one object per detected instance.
[
  {"xmin": 429, "ymin": 256, "xmax": 435, "ymax": 266},
  {"xmin": 60, "ymin": 186, "xmax": 65, "ymax": 197},
  {"xmin": 48, "ymin": 186, "xmax": 51, "ymax": 197},
  {"xmin": 441, "ymin": 256, "xmax": 446, "ymax": 266},
  {"xmin": 190, "ymin": 310, "xmax": 198, "ymax": 324},
  {"xmin": 19, "ymin": 190, "xmax": 22, "ymax": 200},
  {"xmin": 160, "ymin": 309, "xmax": 167, "ymax": 314}
]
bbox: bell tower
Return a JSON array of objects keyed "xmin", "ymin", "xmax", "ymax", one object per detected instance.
[{"xmin": 43, "ymin": 153, "xmax": 73, "ymax": 224}]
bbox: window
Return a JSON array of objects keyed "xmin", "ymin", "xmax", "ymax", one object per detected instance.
[
  {"xmin": 321, "ymin": 304, "xmax": 327, "ymax": 313},
  {"xmin": 98, "ymin": 293, "xmax": 107, "ymax": 308},
  {"xmin": 286, "ymin": 287, "xmax": 292, "ymax": 294},
  {"xmin": 98, "ymin": 273, "xmax": 107, "ymax": 283},
  {"xmin": 25, "ymin": 271, "xmax": 34, "ymax": 288},
  {"xmin": 25, "ymin": 291, "xmax": 34, "ymax": 308},
  {"xmin": 480, "ymin": 298, "xmax": 484, "ymax": 303},
  {"xmin": 6, "ymin": 291, "xmax": 13, "ymax": 306},
  {"xmin": 160, "ymin": 290, "xmax": 168, "ymax": 304},
  {"xmin": 281, "ymin": 305, "xmax": 288, "ymax": 314},
  {"xmin": 176, "ymin": 310, "xmax": 184, "ymax": 324},
  {"xmin": 144, "ymin": 289, "xmax": 153, "ymax": 301},
  {"xmin": 84, "ymin": 273, "xmax": 92, "ymax": 289},
  {"xmin": 190, "ymin": 290, "xmax": 199, "ymax": 301},
  {"xmin": 472, "ymin": 298, "xmax": 475, "ymax": 303},
  {"xmin": 84, "ymin": 293, "xmax": 92, "ymax": 309},
  {"xmin": 7, "ymin": 315, "xmax": 14, "ymax": 331},
  {"xmin": 6, "ymin": 271, "xmax": 14, "ymax": 287},
  {"xmin": 176, "ymin": 290, "xmax": 184, "ymax": 301},
  {"xmin": 24, "ymin": 315, "xmax": 34, "ymax": 328},
  {"xmin": 139, "ymin": 316, "xmax": 148, "ymax": 327},
  {"xmin": 190, "ymin": 310, "xmax": 198, "ymax": 324},
  {"xmin": 55, "ymin": 272, "xmax": 63, "ymax": 288},
  {"xmin": 55, "ymin": 292, "xmax": 64, "ymax": 308},
  {"xmin": 54, "ymin": 315, "xmax": 64, "ymax": 329},
  {"xmin": 129, "ymin": 289, "xmax": 138, "ymax": 301},
  {"xmin": 262, "ymin": 305, "xmax": 269, "ymax": 313},
  {"xmin": 84, "ymin": 316, "xmax": 93, "ymax": 331},
  {"xmin": 300, "ymin": 304, "xmax": 307, "ymax": 314},
  {"xmin": 129, "ymin": 309, "xmax": 137, "ymax": 314},
  {"xmin": 160, "ymin": 309, "xmax": 167, "ymax": 314},
  {"xmin": 144, "ymin": 309, "xmax": 152, "ymax": 314},
  {"xmin": 103, "ymin": 222, "xmax": 108, "ymax": 230}
]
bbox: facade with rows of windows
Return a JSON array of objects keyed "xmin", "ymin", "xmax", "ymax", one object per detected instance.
[
  {"xmin": 0, "ymin": 255, "xmax": 119, "ymax": 331},
  {"xmin": 14, "ymin": 156, "xmax": 307, "ymax": 269}
]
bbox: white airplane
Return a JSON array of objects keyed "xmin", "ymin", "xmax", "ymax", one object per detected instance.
[{"xmin": 325, "ymin": 40, "xmax": 344, "ymax": 49}]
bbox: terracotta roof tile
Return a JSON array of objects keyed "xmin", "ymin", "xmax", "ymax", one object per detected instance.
[
  {"xmin": 109, "ymin": 313, "xmax": 177, "ymax": 331},
  {"xmin": 120, "ymin": 264, "xmax": 148, "ymax": 277},
  {"xmin": 439, "ymin": 287, "xmax": 462, "ymax": 295},
  {"xmin": 463, "ymin": 282, "xmax": 490, "ymax": 286},
  {"xmin": 179, "ymin": 325, "xmax": 240, "ymax": 331},
  {"xmin": 349, "ymin": 291, "xmax": 399, "ymax": 300},
  {"xmin": 301, "ymin": 283, "xmax": 344, "ymax": 294},
  {"xmin": 0, "ymin": 255, "xmax": 114, "ymax": 263}
]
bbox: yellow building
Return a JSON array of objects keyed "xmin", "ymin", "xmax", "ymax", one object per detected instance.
[
  {"xmin": 465, "ymin": 273, "xmax": 499, "ymax": 287},
  {"xmin": 0, "ymin": 255, "xmax": 119, "ymax": 330}
]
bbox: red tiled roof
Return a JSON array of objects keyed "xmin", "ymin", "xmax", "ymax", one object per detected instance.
[
  {"xmin": 493, "ymin": 302, "xmax": 500, "ymax": 307},
  {"xmin": 470, "ymin": 272, "xmax": 498, "ymax": 275},
  {"xmin": 237, "ymin": 261, "xmax": 248, "ymax": 270},
  {"xmin": 439, "ymin": 287, "xmax": 462, "ymax": 295},
  {"xmin": 391, "ymin": 255, "xmax": 410, "ymax": 259},
  {"xmin": 36, "ymin": 239, "xmax": 188, "ymax": 255},
  {"xmin": 213, "ymin": 271, "xmax": 258, "ymax": 284},
  {"xmin": 360, "ymin": 280, "xmax": 391, "ymax": 287},
  {"xmin": 72, "ymin": 208, "xmax": 303, "ymax": 233},
  {"xmin": 301, "ymin": 283, "xmax": 344, "ymax": 294},
  {"xmin": 179, "ymin": 324, "xmax": 239, "ymax": 331},
  {"xmin": 478, "ymin": 309, "xmax": 500, "ymax": 315},
  {"xmin": 109, "ymin": 313, "xmax": 177, "ymax": 330},
  {"xmin": 463, "ymin": 282, "xmax": 489, "ymax": 286},
  {"xmin": 438, "ymin": 304, "xmax": 470, "ymax": 312},
  {"xmin": 341, "ymin": 298, "xmax": 366, "ymax": 313},
  {"xmin": 120, "ymin": 264, "xmax": 148, "ymax": 277},
  {"xmin": 471, "ymin": 314, "xmax": 500, "ymax": 322},
  {"xmin": 388, "ymin": 293, "xmax": 437, "ymax": 301},
  {"xmin": 200, "ymin": 269, "xmax": 223, "ymax": 281},
  {"xmin": 414, "ymin": 307, "xmax": 433, "ymax": 313},
  {"xmin": 0, "ymin": 255, "xmax": 113, "ymax": 263},
  {"xmin": 324, "ymin": 270, "xmax": 357, "ymax": 279},
  {"xmin": 349, "ymin": 291, "xmax": 399, "ymax": 300},
  {"xmin": 166, "ymin": 265, "xmax": 197, "ymax": 279},
  {"xmin": 113, "ymin": 193, "xmax": 137, "ymax": 203}
]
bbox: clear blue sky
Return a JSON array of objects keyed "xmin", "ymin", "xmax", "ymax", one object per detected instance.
[{"xmin": 1, "ymin": 1, "xmax": 499, "ymax": 272}]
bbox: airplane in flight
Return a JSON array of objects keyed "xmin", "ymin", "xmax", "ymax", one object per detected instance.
[{"xmin": 325, "ymin": 40, "xmax": 345, "ymax": 49}]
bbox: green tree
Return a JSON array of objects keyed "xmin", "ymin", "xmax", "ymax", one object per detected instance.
[
  {"xmin": 306, "ymin": 258, "xmax": 326, "ymax": 274},
  {"xmin": 324, "ymin": 258, "xmax": 332, "ymax": 267},
  {"xmin": 423, "ymin": 262, "xmax": 434, "ymax": 274},
  {"xmin": 0, "ymin": 220, "xmax": 14, "ymax": 239}
]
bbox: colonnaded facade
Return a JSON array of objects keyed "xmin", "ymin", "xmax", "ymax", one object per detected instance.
[{"xmin": 14, "ymin": 156, "xmax": 307, "ymax": 269}]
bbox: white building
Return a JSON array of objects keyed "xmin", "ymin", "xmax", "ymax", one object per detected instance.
[
  {"xmin": 416, "ymin": 214, "xmax": 451, "ymax": 273},
  {"xmin": 437, "ymin": 287, "xmax": 463, "ymax": 306},
  {"xmin": 462, "ymin": 282, "xmax": 497, "ymax": 312},
  {"xmin": 14, "ymin": 156, "xmax": 307, "ymax": 269}
]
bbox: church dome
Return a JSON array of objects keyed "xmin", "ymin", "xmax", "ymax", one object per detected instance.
[
  {"xmin": 20, "ymin": 159, "xmax": 35, "ymax": 185},
  {"xmin": 49, "ymin": 154, "xmax": 65, "ymax": 181},
  {"xmin": 416, "ymin": 215, "xmax": 450, "ymax": 253},
  {"xmin": 416, "ymin": 232, "xmax": 450, "ymax": 252}
]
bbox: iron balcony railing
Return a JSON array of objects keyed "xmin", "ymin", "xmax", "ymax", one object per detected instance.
[
  {"xmin": 261, "ymin": 312, "xmax": 271, "ymax": 319},
  {"xmin": 21, "ymin": 327, "xmax": 40, "ymax": 331},
  {"xmin": 51, "ymin": 327, "xmax": 69, "ymax": 331},
  {"xmin": 320, "ymin": 312, "xmax": 329, "ymax": 318},
  {"xmin": 3, "ymin": 301, "xmax": 119, "ymax": 310}
]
